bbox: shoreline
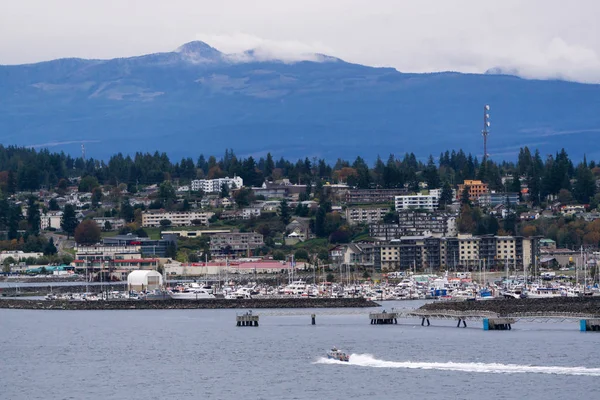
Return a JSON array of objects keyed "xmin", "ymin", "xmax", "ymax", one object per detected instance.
[{"xmin": 0, "ymin": 297, "xmax": 380, "ymax": 310}]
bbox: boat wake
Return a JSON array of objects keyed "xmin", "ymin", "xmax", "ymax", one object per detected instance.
[{"xmin": 315, "ymin": 354, "xmax": 600, "ymax": 376}]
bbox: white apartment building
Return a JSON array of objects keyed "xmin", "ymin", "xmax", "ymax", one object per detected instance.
[
  {"xmin": 395, "ymin": 194, "xmax": 439, "ymax": 212},
  {"xmin": 242, "ymin": 207, "xmax": 262, "ymax": 219},
  {"xmin": 142, "ymin": 211, "xmax": 215, "ymax": 227},
  {"xmin": 190, "ymin": 176, "xmax": 244, "ymax": 193},
  {"xmin": 40, "ymin": 212, "xmax": 63, "ymax": 230}
]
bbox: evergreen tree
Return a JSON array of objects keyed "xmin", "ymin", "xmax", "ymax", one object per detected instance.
[
  {"xmin": 48, "ymin": 198, "xmax": 60, "ymax": 211},
  {"xmin": 574, "ymin": 157, "xmax": 596, "ymax": 204},
  {"xmin": 61, "ymin": 204, "xmax": 79, "ymax": 238},
  {"xmin": 43, "ymin": 237, "xmax": 57, "ymax": 255},
  {"xmin": 119, "ymin": 199, "xmax": 135, "ymax": 222},
  {"xmin": 26, "ymin": 196, "xmax": 41, "ymax": 235},
  {"xmin": 424, "ymin": 155, "xmax": 441, "ymax": 189},
  {"xmin": 460, "ymin": 185, "xmax": 471, "ymax": 206},
  {"xmin": 279, "ymin": 199, "xmax": 291, "ymax": 225},
  {"xmin": 315, "ymin": 202, "xmax": 329, "ymax": 237},
  {"xmin": 439, "ymin": 181, "xmax": 454, "ymax": 209},
  {"xmin": 220, "ymin": 183, "xmax": 229, "ymax": 198},
  {"xmin": 265, "ymin": 153, "xmax": 274, "ymax": 178},
  {"xmin": 8, "ymin": 205, "xmax": 20, "ymax": 240}
]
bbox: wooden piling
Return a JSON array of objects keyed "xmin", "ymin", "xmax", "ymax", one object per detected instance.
[
  {"xmin": 236, "ymin": 312, "xmax": 259, "ymax": 327},
  {"xmin": 369, "ymin": 312, "xmax": 398, "ymax": 325}
]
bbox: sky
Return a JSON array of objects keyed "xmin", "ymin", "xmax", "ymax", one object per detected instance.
[{"xmin": 2, "ymin": 0, "xmax": 600, "ymax": 83}]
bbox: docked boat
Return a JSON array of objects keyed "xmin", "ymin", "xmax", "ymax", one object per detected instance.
[
  {"xmin": 327, "ymin": 347, "xmax": 350, "ymax": 362},
  {"xmin": 169, "ymin": 288, "xmax": 215, "ymax": 300}
]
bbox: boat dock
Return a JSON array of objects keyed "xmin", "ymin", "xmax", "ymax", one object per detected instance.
[
  {"xmin": 236, "ymin": 311, "xmax": 259, "ymax": 327},
  {"xmin": 369, "ymin": 311, "xmax": 398, "ymax": 324}
]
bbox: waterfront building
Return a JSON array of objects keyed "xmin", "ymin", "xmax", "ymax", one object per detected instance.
[
  {"xmin": 330, "ymin": 243, "xmax": 380, "ymax": 270},
  {"xmin": 0, "ymin": 250, "xmax": 43, "ymax": 263},
  {"xmin": 377, "ymin": 234, "xmax": 539, "ymax": 271},
  {"xmin": 209, "ymin": 232, "xmax": 265, "ymax": 258},
  {"xmin": 102, "ymin": 234, "xmax": 177, "ymax": 257}
]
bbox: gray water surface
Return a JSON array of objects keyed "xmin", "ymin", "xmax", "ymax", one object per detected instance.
[{"xmin": 1, "ymin": 301, "xmax": 598, "ymax": 400}]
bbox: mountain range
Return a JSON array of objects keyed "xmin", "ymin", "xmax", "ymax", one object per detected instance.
[{"xmin": 1, "ymin": 41, "xmax": 600, "ymax": 162}]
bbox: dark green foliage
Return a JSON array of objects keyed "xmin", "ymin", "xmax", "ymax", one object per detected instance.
[
  {"xmin": 279, "ymin": 199, "xmax": 291, "ymax": 225},
  {"xmin": 439, "ymin": 181, "xmax": 454, "ymax": 209},
  {"xmin": 294, "ymin": 249, "xmax": 309, "ymax": 261},
  {"xmin": 61, "ymin": 204, "xmax": 78, "ymax": 238},
  {"xmin": 48, "ymin": 198, "xmax": 60, "ymax": 211},
  {"xmin": 26, "ymin": 196, "xmax": 40, "ymax": 235},
  {"xmin": 43, "ymin": 237, "xmax": 57, "ymax": 255}
]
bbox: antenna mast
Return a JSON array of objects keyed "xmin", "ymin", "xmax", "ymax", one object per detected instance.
[
  {"xmin": 81, "ymin": 143, "xmax": 86, "ymax": 160},
  {"xmin": 482, "ymin": 105, "xmax": 490, "ymax": 160}
]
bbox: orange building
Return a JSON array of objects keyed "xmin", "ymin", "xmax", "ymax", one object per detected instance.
[{"xmin": 457, "ymin": 180, "xmax": 489, "ymax": 201}]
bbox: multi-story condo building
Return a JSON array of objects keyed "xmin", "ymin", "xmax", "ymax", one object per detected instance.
[
  {"xmin": 191, "ymin": 176, "xmax": 244, "ymax": 193},
  {"xmin": 209, "ymin": 232, "xmax": 264, "ymax": 258},
  {"xmin": 394, "ymin": 194, "xmax": 439, "ymax": 212},
  {"xmin": 457, "ymin": 180, "xmax": 489, "ymax": 202},
  {"xmin": 345, "ymin": 189, "xmax": 408, "ymax": 204},
  {"xmin": 142, "ymin": 211, "xmax": 214, "ymax": 227},
  {"xmin": 377, "ymin": 234, "xmax": 539, "ymax": 271},
  {"xmin": 369, "ymin": 211, "xmax": 457, "ymax": 239},
  {"xmin": 40, "ymin": 211, "xmax": 63, "ymax": 230},
  {"xmin": 101, "ymin": 234, "xmax": 177, "ymax": 257},
  {"xmin": 478, "ymin": 192, "xmax": 520, "ymax": 208},
  {"xmin": 345, "ymin": 206, "xmax": 391, "ymax": 225}
]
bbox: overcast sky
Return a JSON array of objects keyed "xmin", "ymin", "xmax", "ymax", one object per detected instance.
[{"xmin": 2, "ymin": 0, "xmax": 599, "ymax": 83}]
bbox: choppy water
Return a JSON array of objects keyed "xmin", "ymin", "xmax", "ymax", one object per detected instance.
[{"xmin": 1, "ymin": 300, "xmax": 599, "ymax": 400}]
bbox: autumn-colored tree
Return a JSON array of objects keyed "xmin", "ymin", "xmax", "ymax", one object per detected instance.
[
  {"xmin": 335, "ymin": 167, "xmax": 358, "ymax": 184},
  {"xmin": 521, "ymin": 225, "xmax": 537, "ymax": 237},
  {"xmin": 74, "ymin": 220, "xmax": 101, "ymax": 245}
]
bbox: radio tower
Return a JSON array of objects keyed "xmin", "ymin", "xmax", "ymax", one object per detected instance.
[
  {"xmin": 81, "ymin": 143, "xmax": 86, "ymax": 160},
  {"xmin": 482, "ymin": 105, "xmax": 491, "ymax": 160}
]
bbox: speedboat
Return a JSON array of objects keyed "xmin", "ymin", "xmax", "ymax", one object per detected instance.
[{"xmin": 327, "ymin": 347, "xmax": 350, "ymax": 362}]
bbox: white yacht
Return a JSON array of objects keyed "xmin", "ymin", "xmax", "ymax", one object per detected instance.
[
  {"xmin": 527, "ymin": 286, "xmax": 562, "ymax": 299},
  {"xmin": 169, "ymin": 288, "xmax": 215, "ymax": 300}
]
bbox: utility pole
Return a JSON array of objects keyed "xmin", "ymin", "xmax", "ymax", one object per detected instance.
[{"xmin": 482, "ymin": 105, "xmax": 491, "ymax": 160}]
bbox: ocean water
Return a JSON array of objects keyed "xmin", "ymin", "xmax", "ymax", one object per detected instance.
[{"xmin": 1, "ymin": 300, "xmax": 599, "ymax": 400}]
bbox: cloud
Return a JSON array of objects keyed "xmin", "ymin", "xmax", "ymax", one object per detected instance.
[
  {"xmin": 28, "ymin": 140, "xmax": 100, "ymax": 148},
  {"xmin": 2, "ymin": 0, "xmax": 600, "ymax": 83},
  {"xmin": 195, "ymin": 33, "xmax": 336, "ymax": 63}
]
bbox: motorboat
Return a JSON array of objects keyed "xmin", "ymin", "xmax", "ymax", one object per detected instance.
[
  {"xmin": 169, "ymin": 288, "xmax": 215, "ymax": 300},
  {"xmin": 327, "ymin": 347, "xmax": 350, "ymax": 362}
]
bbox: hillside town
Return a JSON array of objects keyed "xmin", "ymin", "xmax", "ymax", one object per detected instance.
[{"xmin": 1, "ymin": 146, "xmax": 599, "ymax": 288}]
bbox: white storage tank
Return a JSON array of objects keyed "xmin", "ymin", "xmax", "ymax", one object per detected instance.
[{"xmin": 127, "ymin": 270, "xmax": 163, "ymax": 292}]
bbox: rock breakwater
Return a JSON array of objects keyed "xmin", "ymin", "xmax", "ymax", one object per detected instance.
[
  {"xmin": 0, "ymin": 297, "xmax": 379, "ymax": 310},
  {"xmin": 419, "ymin": 297, "xmax": 600, "ymax": 317}
]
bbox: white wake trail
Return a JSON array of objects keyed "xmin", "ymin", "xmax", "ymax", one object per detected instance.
[{"xmin": 315, "ymin": 354, "xmax": 600, "ymax": 376}]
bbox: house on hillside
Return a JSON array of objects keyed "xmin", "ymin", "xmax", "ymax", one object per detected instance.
[{"xmin": 286, "ymin": 218, "xmax": 311, "ymax": 242}]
